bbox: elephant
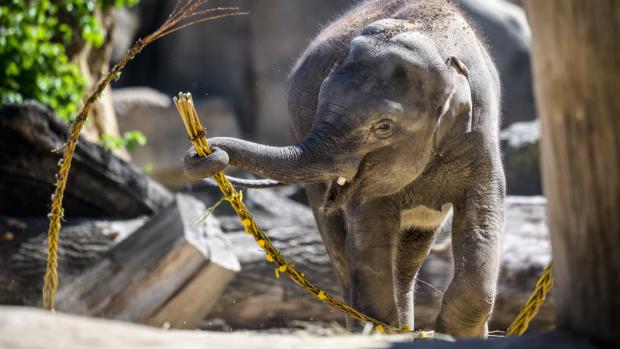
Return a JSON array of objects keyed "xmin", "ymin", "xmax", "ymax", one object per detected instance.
[{"xmin": 183, "ymin": 0, "xmax": 505, "ymax": 338}]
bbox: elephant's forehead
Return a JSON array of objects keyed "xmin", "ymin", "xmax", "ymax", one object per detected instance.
[
  {"xmin": 362, "ymin": 19, "xmax": 417, "ymax": 36},
  {"xmin": 348, "ymin": 34, "xmax": 430, "ymax": 69}
]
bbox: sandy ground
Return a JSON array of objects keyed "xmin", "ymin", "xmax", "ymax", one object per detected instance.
[{"xmin": 0, "ymin": 306, "xmax": 412, "ymax": 349}]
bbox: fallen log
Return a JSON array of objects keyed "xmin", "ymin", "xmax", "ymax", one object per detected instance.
[
  {"xmin": 207, "ymin": 190, "xmax": 553, "ymax": 331},
  {"xmin": 0, "ymin": 215, "xmax": 146, "ymax": 305},
  {"xmin": 56, "ymin": 194, "xmax": 240, "ymax": 329},
  {"xmin": 0, "ymin": 101, "xmax": 172, "ymax": 218}
]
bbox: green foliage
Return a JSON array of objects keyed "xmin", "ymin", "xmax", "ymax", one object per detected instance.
[
  {"xmin": 141, "ymin": 163, "xmax": 153, "ymax": 174},
  {"xmin": 100, "ymin": 131, "xmax": 147, "ymax": 153},
  {"xmin": 0, "ymin": 0, "xmax": 138, "ymax": 121}
]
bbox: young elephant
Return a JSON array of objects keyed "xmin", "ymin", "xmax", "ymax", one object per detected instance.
[{"xmin": 184, "ymin": 0, "xmax": 504, "ymax": 338}]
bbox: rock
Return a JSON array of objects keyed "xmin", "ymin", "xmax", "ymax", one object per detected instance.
[
  {"xmin": 457, "ymin": 0, "xmax": 536, "ymax": 127},
  {"xmin": 115, "ymin": 94, "xmax": 242, "ymax": 187},
  {"xmin": 501, "ymin": 120, "xmax": 542, "ymax": 195},
  {"xmin": 0, "ymin": 101, "xmax": 173, "ymax": 218},
  {"xmin": 112, "ymin": 87, "xmax": 171, "ymax": 117},
  {"xmin": 202, "ymin": 188, "xmax": 553, "ymax": 332},
  {"xmin": 57, "ymin": 194, "xmax": 240, "ymax": 329}
]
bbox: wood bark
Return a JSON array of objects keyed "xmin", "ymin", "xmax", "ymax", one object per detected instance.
[
  {"xmin": 56, "ymin": 194, "xmax": 240, "ymax": 328},
  {"xmin": 523, "ymin": 0, "xmax": 620, "ymax": 343},
  {"xmin": 0, "ymin": 102, "xmax": 172, "ymax": 218},
  {"xmin": 0, "ymin": 215, "xmax": 146, "ymax": 305}
]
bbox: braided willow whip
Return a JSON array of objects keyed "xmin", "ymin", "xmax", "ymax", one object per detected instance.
[
  {"xmin": 42, "ymin": 1, "xmax": 246, "ymax": 311},
  {"xmin": 506, "ymin": 262, "xmax": 554, "ymax": 335},
  {"xmin": 174, "ymin": 92, "xmax": 434, "ymax": 336}
]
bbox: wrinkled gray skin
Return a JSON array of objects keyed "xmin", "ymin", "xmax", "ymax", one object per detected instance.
[{"xmin": 183, "ymin": 0, "xmax": 504, "ymax": 338}]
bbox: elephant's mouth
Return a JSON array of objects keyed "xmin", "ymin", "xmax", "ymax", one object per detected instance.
[{"xmin": 322, "ymin": 175, "xmax": 357, "ymax": 213}]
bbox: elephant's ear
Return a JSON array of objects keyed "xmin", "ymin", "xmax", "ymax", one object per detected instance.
[{"xmin": 432, "ymin": 56, "xmax": 473, "ymax": 155}]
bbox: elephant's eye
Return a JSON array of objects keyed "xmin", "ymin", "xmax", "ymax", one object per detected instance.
[{"xmin": 373, "ymin": 119, "xmax": 398, "ymax": 139}]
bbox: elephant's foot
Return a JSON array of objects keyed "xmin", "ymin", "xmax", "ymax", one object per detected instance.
[{"xmin": 435, "ymin": 295, "xmax": 492, "ymax": 338}]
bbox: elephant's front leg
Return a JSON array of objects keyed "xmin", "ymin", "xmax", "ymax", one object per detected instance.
[
  {"xmin": 435, "ymin": 189, "xmax": 504, "ymax": 337},
  {"xmin": 392, "ymin": 226, "xmax": 439, "ymax": 330},
  {"xmin": 344, "ymin": 199, "xmax": 400, "ymax": 330}
]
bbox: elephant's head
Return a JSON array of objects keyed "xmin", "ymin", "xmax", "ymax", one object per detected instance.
[{"xmin": 184, "ymin": 19, "xmax": 472, "ymax": 212}]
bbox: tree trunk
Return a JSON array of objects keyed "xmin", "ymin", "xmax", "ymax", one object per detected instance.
[{"xmin": 523, "ymin": 1, "xmax": 620, "ymax": 343}]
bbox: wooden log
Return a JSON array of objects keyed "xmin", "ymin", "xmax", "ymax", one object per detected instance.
[
  {"xmin": 0, "ymin": 101, "xmax": 172, "ymax": 218},
  {"xmin": 56, "ymin": 193, "xmax": 240, "ymax": 328},
  {"xmin": 207, "ymin": 189, "xmax": 553, "ymax": 331},
  {"xmin": 523, "ymin": 0, "xmax": 620, "ymax": 342},
  {"xmin": 0, "ymin": 215, "xmax": 146, "ymax": 305}
]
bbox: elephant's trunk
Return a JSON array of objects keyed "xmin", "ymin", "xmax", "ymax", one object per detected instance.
[{"xmin": 208, "ymin": 130, "xmax": 356, "ymax": 184}]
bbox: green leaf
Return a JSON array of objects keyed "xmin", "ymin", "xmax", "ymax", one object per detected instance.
[
  {"xmin": 0, "ymin": 0, "xmax": 140, "ymax": 121},
  {"xmin": 123, "ymin": 130, "xmax": 147, "ymax": 151}
]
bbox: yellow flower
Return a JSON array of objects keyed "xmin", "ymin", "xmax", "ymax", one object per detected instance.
[
  {"xmin": 375, "ymin": 325, "xmax": 385, "ymax": 334},
  {"xmin": 257, "ymin": 239, "xmax": 266, "ymax": 247},
  {"xmin": 275, "ymin": 264, "xmax": 287, "ymax": 278},
  {"xmin": 242, "ymin": 218, "xmax": 251, "ymax": 227},
  {"xmin": 318, "ymin": 291, "xmax": 327, "ymax": 301},
  {"xmin": 265, "ymin": 254, "xmax": 274, "ymax": 262}
]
